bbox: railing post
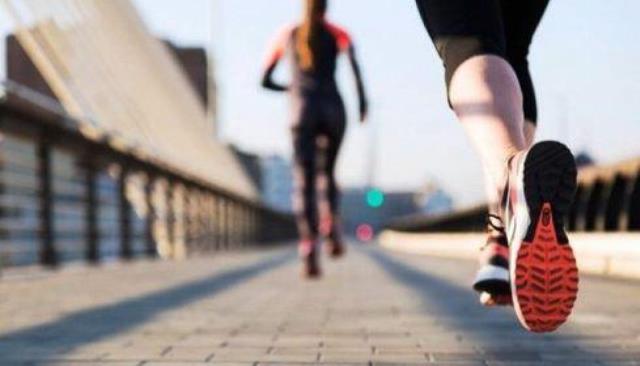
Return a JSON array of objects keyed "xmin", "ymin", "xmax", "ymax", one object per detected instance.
[
  {"xmin": 246, "ymin": 206, "xmax": 252, "ymax": 246},
  {"xmin": 567, "ymin": 185, "xmax": 584, "ymax": 232},
  {"xmin": 255, "ymin": 208, "xmax": 264, "ymax": 243},
  {"xmin": 213, "ymin": 195, "xmax": 221, "ymax": 250},
  {"xmin": 37, "ymin": 136, "xmax": 57, "ymax": 267},
  {"xmin": 222, "ymin": 197, "xmax": 229, "ymax": 250},
  {"xmin": 240, "ymin": 203, "xmax": 249, "ymax": 248},
  {"xmin": 244, "ymin": 206, "xmax": 251, "ymax": 247},
  {"xmin": 213, "ymin": 196, "xmax": 220, "ymax": 249},
  {"xmin": 251, "ymin": 208, "xmax": 257, "ymax": 244},
  {"xmin": 203, "ymin": 191, "xmax": 211, "ymax": 251},
  {"xmin": 231, "ymin": 200, "xmax": 238, "ymax": 248},
  {"xmin": 166, "ymin": 179, "xmax": 175, "ymax": 256},
  {"xmin": 237, "ymin": 203, "xmax": 244, "ymax": 247},
  {"xmin": 118, "ymin": 164, "xmax": 132, "ymax": 259},
  {"xmin": 604, "ymin": 175, "xmax": 628, "ymax": 231},
  {"xmin": 268, "ymin": 211, "xmax": 275, "ymax": 243},
  {"xmin": 183, "ymin": 184, "xmax": 192, "ymax": 253},
  {"xmin": 199, "ymin": 191, "xmax": 207, "ymax": 251},
  {"xmin": 145, "ymin": 174, "xmax": 157, "ymax": 257},
  {"xmin": 584, "ymin": 180, "xmax": 605, "ymax": 232},
  {"xmin": 208, "ymin": 193, "xmax": 215, "ymax": 250},
  {"xmin": 237, "ymin": 203, "xmax": 243, "ymax": 247},
  {"xmin": 628, "ymin": 173, "xmax": 640, "ymax": 231},
  {"xmin": 247, "ymin": 207, "xmax": 254, "ymax": 245},
  {"xmin": 228, "ymin": 200, "xmax": 235, "ymax": 248},
  {"xmin": 84, "ymin": 155, "xmax": 99, "ymax": 263}
]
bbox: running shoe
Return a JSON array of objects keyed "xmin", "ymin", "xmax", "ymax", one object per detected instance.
[
  {"xmin": 473, "ymin": 214, "xmax": 512, "ymax": 307},
  {"xmin": 320, "ymin": 215, "xmax": 346, "ymax": 259},
  {"xmin": 325, "ymin": 237, "xmax": 345, "ymax": 258},
  {"xmin": 504, "ymin": 141, "xmax": 579, "ymax": 332},
  {"xmin": 299, "ymin": 240, "xmax": 321, "ymax": 278}
]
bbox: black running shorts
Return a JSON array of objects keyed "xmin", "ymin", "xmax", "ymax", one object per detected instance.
[{"xmin": 416, "ymin": 0, "xmax": 549, "ymax": 124}]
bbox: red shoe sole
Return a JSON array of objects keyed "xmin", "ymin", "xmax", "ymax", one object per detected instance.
[{"xmin": 513, "ymin": 202, "xmax": 579, "ymax": 332}]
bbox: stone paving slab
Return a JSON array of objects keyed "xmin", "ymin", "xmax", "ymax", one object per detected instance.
[{"xmin": 2, "ymin": 243, "xmax": 640, "ymax": 365}]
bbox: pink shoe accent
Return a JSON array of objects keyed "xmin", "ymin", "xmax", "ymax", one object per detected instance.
[{"xmin": 298, "ymin": 240, "xmax": 315, "ymax": 257}]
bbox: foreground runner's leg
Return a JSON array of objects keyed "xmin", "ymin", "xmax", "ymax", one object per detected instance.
[
  {"xmin": 504, "ymin": 141, "xmax": 579, "ymax": 332},
  {"xmin": 415, "ymin": 0, "xmax": 525, "ymax": 307},
  {"xmin": 500, "ymin": 0, "xmax": 550, "ymax": 147},
  {"xmin": 451, "ymin": 54, "xmax": 527, "ymax": 205},
  {"xmin": 449, "ymin": 54, "xmax": 528, "ymax": 307},
  {"xmin": 415, "ymin": 0, "xmax": 579, "ymax": 331}
]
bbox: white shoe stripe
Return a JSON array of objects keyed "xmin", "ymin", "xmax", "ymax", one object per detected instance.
[{"xmin": 474, "ymin": 265, "xmax": 510, "ymax": 284}]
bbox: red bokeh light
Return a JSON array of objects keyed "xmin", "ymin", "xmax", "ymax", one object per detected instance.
[{"xmin": 356, "ymin": 224, "xmax": 374, "ymax": 242}]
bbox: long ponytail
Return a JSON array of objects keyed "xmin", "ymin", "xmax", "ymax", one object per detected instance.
[{"xmin": 296, "ymin": 0, "xmax": 327, "ymax": 71}]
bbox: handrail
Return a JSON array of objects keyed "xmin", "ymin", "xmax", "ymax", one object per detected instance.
[
  {"xmin": 386, "ymin": 162, "xmax": 640, "ymax": 233},
  {"xmin": 0, "ymin": 96, "xmax": 297, "ymax": 269}
]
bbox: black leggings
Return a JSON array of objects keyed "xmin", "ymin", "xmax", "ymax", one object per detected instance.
[
  {"xmin": 291, "ymin": 91, "xmax": 346, "ymax": 242},
  {"xmin": 416, "ymin": 0, "xmax": 549, "ymax": 124}
]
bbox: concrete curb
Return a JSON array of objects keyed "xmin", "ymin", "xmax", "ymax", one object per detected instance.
[{"xmin": 378, "ymin": 231, "xmax": 640, "ymax": 280}]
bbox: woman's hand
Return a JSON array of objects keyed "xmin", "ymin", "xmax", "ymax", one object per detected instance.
[{"xmin": 359, "ymin": 100, "xmax": 368, "ymax": 124}]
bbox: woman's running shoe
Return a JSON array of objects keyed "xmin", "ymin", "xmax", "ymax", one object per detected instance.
[
  {"xmin": 299, "ymin": 240, "xmax": 321, "ymax": 279},
  {"xmin": 325, "ymin": 238, "xmax": 345, "ymax": 258},
  {"xmin": 504, "ymin": 141, "xmax": 579, "ymax": 332},
  {"xmin": 473, "ymin": 214, "xmax": 512, "ymax": 307},
  {"xmin": 320, "ymin": 214, "xmax": 346, "ymax": 259}
]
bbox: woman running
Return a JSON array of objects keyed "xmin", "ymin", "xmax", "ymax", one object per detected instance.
[
  {"xmin": 261, "ymin": 0, "xmax": 368, "ymax": 278},
  {"xmin": 415, "ymin": 0, "xmax": 579, "ymax": 332}
]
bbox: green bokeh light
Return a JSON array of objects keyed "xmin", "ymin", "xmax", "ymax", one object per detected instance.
[{"xmin": 366, "ymin": 188, "xmax": 385, "ymax": 208}]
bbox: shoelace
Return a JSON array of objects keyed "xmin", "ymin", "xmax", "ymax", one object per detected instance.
[
  {"xmin": 486, "ymin": 214, "xmax": 506, "ymax": 235},
  {"xmin": 480, "ymin": 214, "xmax": 507, "ymax": 251}
]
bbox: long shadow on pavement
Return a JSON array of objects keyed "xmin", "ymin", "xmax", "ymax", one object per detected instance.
[
  {"xmin": 0, "ymin": 251, "xmax": 293, "ymax": 361},
  {"xmin": 366, "ymin": 247, "xmax": 621, "ymax": 365}
]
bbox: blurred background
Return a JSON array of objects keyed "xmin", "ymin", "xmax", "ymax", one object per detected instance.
[
  {"xmin": 2, "ymin": 3, "xmax": 640, "ymax": 364},
  {"xmin": 138, "ymin": 0, "xmax": 640, "ymax": 207},
  {"xmin": 0, "ymin": 0, "xmax": 639, "ymax": 268}
]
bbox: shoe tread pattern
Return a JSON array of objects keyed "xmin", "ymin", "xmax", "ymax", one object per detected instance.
[
  {"xmin": 515, "ymin": 141, "xmax": 579, "ymax": 333},
  {"xmin": 522, "ymin": 141, "xmax": 577, "ymax": 244}
]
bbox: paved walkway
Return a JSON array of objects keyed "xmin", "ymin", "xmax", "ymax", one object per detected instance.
[{"xmin": 1, "ymin": 244, "xmax": 640, "ymax": 365}]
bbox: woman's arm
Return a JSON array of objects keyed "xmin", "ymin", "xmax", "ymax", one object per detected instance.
[
  {"xmin": 262, "ymin": 63, "xmax": 288, "ymax": 92},
  {"xmin": 261, "ymin": 27, "xmax": 292, "ymax": 92},
  {"xmin": 347, "ymin": 44, "xmax": 368, "ymax": 123},
  {"xmin": 326, "ymin": 22, "xmax": 369, "ymax": 123}
]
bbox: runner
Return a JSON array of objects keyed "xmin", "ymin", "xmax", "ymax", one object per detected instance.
[
  {"xmin": 261, "ymin": 0, "xmax": 368, "ymax": 278},
  {"xmin": 415, "ymin": 0, "xmax": 578, "ymax": 332}
]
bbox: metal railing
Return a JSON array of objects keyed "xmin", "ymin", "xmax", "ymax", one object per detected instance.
[
  {"xmin": 0, "ymin": 0, "xmax": 297, "ymax": 271},
  {"xmin": 569, "ymin": 159, "xmax": 640, "ymax": 232},
  {"xmin": 386, "ymin": 160, "xmax": 640, "ymax": 233},
  {"xmin": 0, "ymin": 95, "xmax": 296, "ymax": 269}
]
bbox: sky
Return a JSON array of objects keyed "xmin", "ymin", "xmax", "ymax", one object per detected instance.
[{"xmin": 3, "ymin": 1, "xmax": 640, "ymax": 208}]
